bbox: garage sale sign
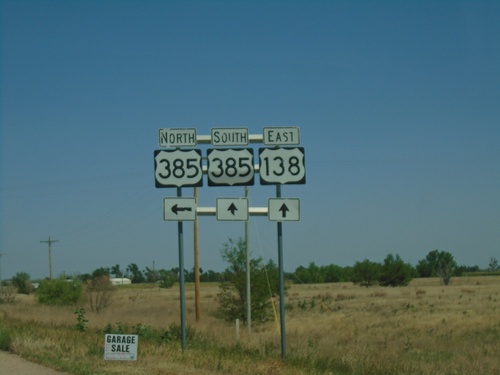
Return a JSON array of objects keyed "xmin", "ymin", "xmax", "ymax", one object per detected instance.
[{"xmin": 104, "ymin": 334, "xmax": 138, "ymax": 361}]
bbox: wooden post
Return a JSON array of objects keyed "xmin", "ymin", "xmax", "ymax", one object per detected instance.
[{"xmin": 194, "ymin": 187, "xmax": 201, "ymax": 322}]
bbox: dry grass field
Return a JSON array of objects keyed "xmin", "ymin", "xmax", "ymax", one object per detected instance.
[{"xmin": 1, "ymin": 276, "xmax": 500, "ymax": 374}]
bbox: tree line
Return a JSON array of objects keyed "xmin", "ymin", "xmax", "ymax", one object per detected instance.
[
  {"xmin": 3, "ymin": 240, "xmax": 499, "ymax": 325},
  {"xmin": 5, "ymin": 250, "xmax": 497, "ymax": 296},
  {"xmin": 80, "ymin": 249, "xmax": 494, "ymax": 288},
  {"xmin": 293, "ymin": 250, "xmax": 487, "ymax": 287}
]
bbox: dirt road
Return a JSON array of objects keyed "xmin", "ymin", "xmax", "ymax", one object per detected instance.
[{"xmin": 0, "ymin": 351, "xmax": 71, "ymax": 375}]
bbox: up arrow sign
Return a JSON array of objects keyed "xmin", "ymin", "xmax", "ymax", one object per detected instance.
[
  {"xmin": 217, "ymin": 198, "xmax": 248, "ymax": 221},
  {"xmin": 228, "ymin": 203, "xmax": 238, "ymax": 215},
  {"xmin": 269, "ymin": 198, "xmax": 300, "ymax": 221},
  {"xmin": 278, "ymin": 203, "xmax": 289, "ymax": 218}
]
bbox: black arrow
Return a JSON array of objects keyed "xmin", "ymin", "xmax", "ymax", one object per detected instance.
[
  {"xmin": 171, "ymin": 204, "xmax": 193, "ymax": 215},
  {"xmin": 279, "ymin": 203, "xmax": 289, "ymax": 218},
  {"xmin": 227, "ymin": 203, "xmax": 238, "ymax": 215}
]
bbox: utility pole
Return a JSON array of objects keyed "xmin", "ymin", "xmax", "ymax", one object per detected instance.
[
  {"xmin": 245, "ymin": 186, "xmax": 251, "ymax": 333},
  {"xmin": 40, "ymin": 237, "xmax": 59, "ymax": 281},
  {"xmin": 194, "ymin": 187, "xmax": 201, "ymax": 322}
]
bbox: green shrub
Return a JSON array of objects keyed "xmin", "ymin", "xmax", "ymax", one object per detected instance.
[
  {"xmin": 379, "ymin": 254, "xmax": 415, "ymax": 287},
  {"xmin": 0, "ymin": 326, "xmax": 12, "ymax": 351},
  {"xmin": 36, "ymin": 278, "xmax": 83, "ymax": 305},
  {"xmin": 157, "ymin": 269, "xmax": 176, "ymax": 288},
  {"xmin": 11, "ymin": 272, "xmax": 33, "ymax": 295},
  {"xmin": 217, "ymin": 237, "xmax": 280, "ymax": 324},
  {"xmin": 352, "ymin": 259, "xmax": 381, "ymax": 287},
  {"xmin": 74, "ymin": 308, "xmax": 88, "ymax": 332}
]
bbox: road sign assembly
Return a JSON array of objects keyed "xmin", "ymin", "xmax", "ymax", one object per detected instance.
[{"xmin": 154, "ymin": 127, "xmax": 305, "ymax": 359}]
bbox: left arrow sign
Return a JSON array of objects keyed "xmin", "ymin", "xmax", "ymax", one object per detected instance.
[
  {"xmin": 164, "ymin": 198, "xmax": 197, "ymax": 221},
  {"xmin": 172, "ymin": 204, "xmax": 193, "ymax": 215}
]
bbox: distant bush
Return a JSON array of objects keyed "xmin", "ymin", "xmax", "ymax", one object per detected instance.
[
  {"xmin": 352, "ymin": 259, "xmax": 381, "ymax": 287},
  {"xmin": 11, "ymin": 272, "xmax": 33, "ymax": 295},
  {"xmin": 379, "ymin": 254, "xmax": 415, "ymax": 287},
  {"xmin": 416, "ymin": 250, "xmax": 457, "ymax": 285},
  {"xmin": 157, "ymin": 269, "xmax": 176, "ymax": 288},
  {"xmin": 0, "ymin": 284, "xmax": 16, "ymax": 304},
  {"xmin": 86, "ymin": 276, "xmax": 115, "ymax": 312},
  {"xmin": 36, "ymin": 278, "xmax": 83, "ymax": 305}
]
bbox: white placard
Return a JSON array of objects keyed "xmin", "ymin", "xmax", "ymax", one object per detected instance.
[
  {"xmin": 211, "ymin": 128, "xmax": 249, "ymax": 146},
  {"xmin": 104, "ymin": 334, "xmax": 138, "ymax": 361},
  {"xmin": 268, "ymin": 198, "xmax": 300, "ymax": 221},
  {"xmin": 263, "ymin": 127, "xmax": 300, "ymax": 145},
  {"xmin": 159, "ymin": 128, "xmax": 197, "ymax": 147},
  {"xmin": 216, "ymin": 198, "xmax": 249, "ymax": 221},
  {"xmin": 164, "ymin": 197, "xmax": 197, "ymax": 221}
]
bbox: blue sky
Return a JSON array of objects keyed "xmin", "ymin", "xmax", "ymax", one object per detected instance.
[{"xmin": 1, "ymin": 0, "xmax": 499, "ymax": 280}]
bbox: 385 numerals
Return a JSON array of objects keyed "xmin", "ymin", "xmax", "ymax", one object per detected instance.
[
  {"xmin": 157, "ymin": 158, "xmax": 200, "ymax": 179},
  {"xmin": 207, "ymin": 149, "xmax": 255, "ymax": 186},
  {"xmin": 154, "ymin": 149, "xmax": 203, "ymax": 187}
]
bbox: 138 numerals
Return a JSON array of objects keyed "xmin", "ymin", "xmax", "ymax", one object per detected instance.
[{"xmin": 259, "ymin": 147, "xmax": 306, "ymax": 185}]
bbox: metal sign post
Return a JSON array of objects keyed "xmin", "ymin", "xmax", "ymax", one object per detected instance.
[
  {"xmin": 245, "ymin": 186, "xmax": 251, "ymax": 334},
  {"xmin": 276, "ymin": 184, "xmax": 286, "ymax": 360},
  {"xmin": 176, "ymin": 187, "xmax": 187, "ymax": 352}
]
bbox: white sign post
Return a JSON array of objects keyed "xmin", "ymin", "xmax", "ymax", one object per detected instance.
[{"xmin": 104, "ymin": 334, "xmax": 138, "ymax": 361}]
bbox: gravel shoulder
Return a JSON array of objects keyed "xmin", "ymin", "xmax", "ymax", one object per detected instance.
[{"xmin": 0, "ymin": 351, "xmax": 71, "ymax": 375}]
